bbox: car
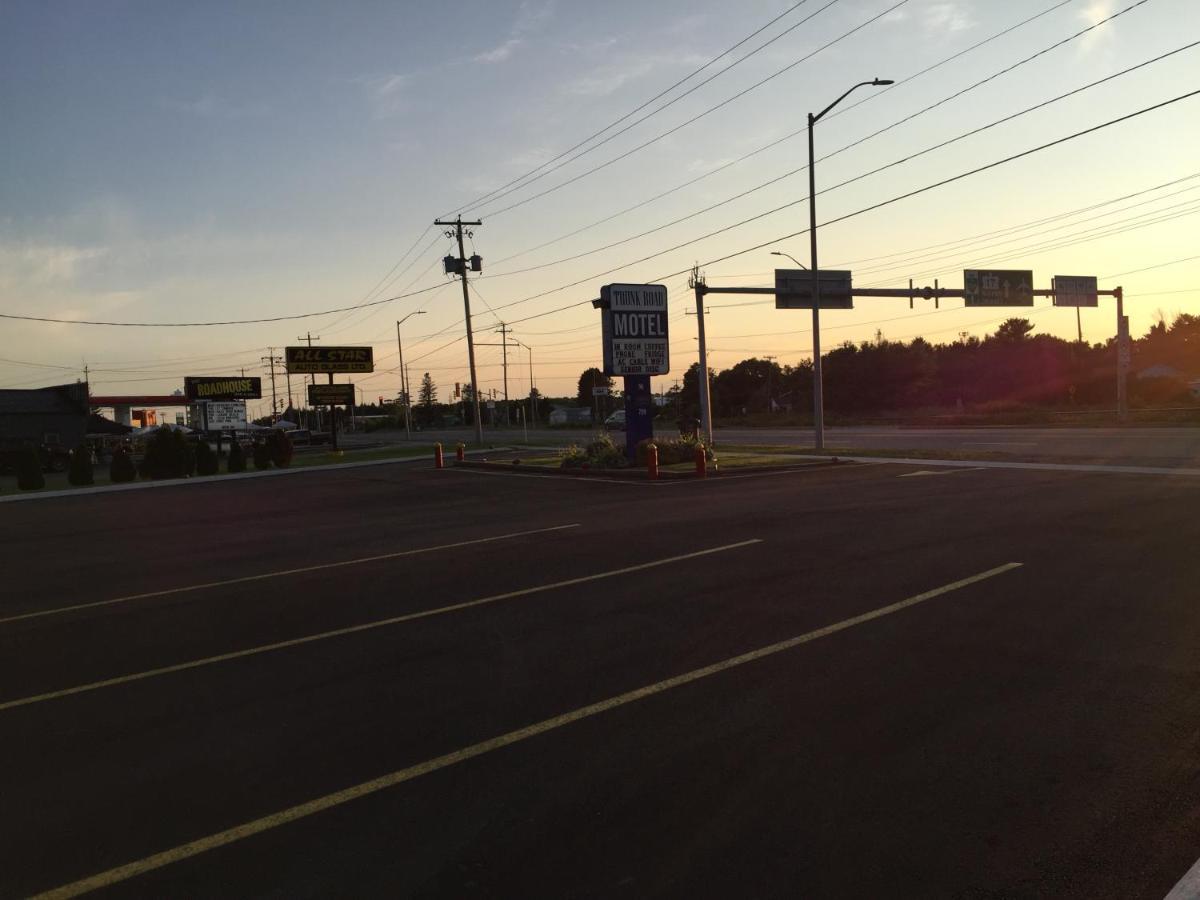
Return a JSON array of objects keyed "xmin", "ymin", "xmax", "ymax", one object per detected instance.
[
  {"xmin": 0, "ymin": 439, "xmax": 71, "ymax": 474},
  {"xmin": 603, "ymin": 409, "xmax": 626, "ymax": 431}
]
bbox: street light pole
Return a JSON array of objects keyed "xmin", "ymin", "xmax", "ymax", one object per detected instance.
[
  {"xmin": 807, "ymin": 77, "xmax": 892, "ymax": 451},
  {"xmin": 396, "ymin": 310, "xmax": 425, "ymax": 440}
]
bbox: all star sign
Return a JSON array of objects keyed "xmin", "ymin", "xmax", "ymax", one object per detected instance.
[{"xmin": 599, "ymin": 283, "xmax": 669, "ymax": 376}]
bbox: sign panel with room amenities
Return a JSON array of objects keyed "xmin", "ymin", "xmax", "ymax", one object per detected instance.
[{"xmin": 599, "ymin": 283, "xmax": 669, "ymax": 377}]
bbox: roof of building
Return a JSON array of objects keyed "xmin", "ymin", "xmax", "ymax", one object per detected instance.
[{"xmin": 0, "ymin": 382, "xmax": 89, "ymax": 416}]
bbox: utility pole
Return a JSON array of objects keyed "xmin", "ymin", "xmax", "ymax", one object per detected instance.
[
  {"xmin": 1116, "ymin": 286, "xmax": 1128, "ymax": 423},
  {"xmin": 261, "ymin": 350, "xmax": 282, "ymax": 422},
  {"xmin": 497, "ymin": 323, "xmax": 510, "ymax": 426},
  {"xmin": 763, "ymin": 355, "xmax": 777, "ymax": 413},
  {"xmin": 515, "ymin": 340, "xmax": 535, "ymax": 426},
  {"xmin": 689, "ymin": 266, "xmax": 714, "ymax": 445},
  {"xmin": 295, "ymin": 332, "xmax": 319, "ymax": 428},
  {"xmin": 395, "ymin": 311, "xmax": 425, "ymax": 440},
  {"xmin": 434, "ymin": 216, "xmax": 484, "ymax": 443}
]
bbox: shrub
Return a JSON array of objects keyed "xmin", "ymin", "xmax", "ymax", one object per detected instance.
[
  {"xmin": 194, "ymin": 440, "xmax": 219, "ymax": 476},
  {"xmin": 252, "ymin": 440, "xmax": 272, "ymax": 470},
  {"xmin": 267, "ymin": 429, "xmax": 294, "ymax": 468},
  {"xmin": 16, "ymin": 446, "xmax": 45, "ymax": 490},
  {"xmin": 559, "ymin": 444, "xmax": 586, "ymax": 468},
  {"xmin": 559, "ymin": 432, "xmax": 628, "ymax": 469},
  {"xmin": 227, "ymin": 440, "xmax": 247, "ymax": 473},
  {"xmin": 110, "ymin": 448, "xmax": 137, "ymax": 483},
  {"xmin": 67, "ymin": 443, "xmax": 94, "ymax": 486},
  {"xmin": 141, "ymin": 427, "xmax": 195, "ymax": 479}
]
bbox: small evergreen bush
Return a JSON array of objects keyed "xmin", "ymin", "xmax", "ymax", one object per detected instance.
[
  {"xmin": 227, "ymin": 440, "xmax": 247, "ymax": 473},
  {"xmin": 110, "ymin": 448, "xmax": 137, "ymax": 483},
  {"xmin": 67, "ymin": 443, "xmax": 94, "ymax": 486},
  {"xmin": 268, "ymin": 429, "xmax": 294, "ymax": 468},
  {"xmin": 252, "ymin": 440, "xmax": 272, "ymax": 470},
  {"xmin": 194, "ymin": 440, "xmax": 219, "ymax": 476},
  {"xmin": 16, "ymin": 446, "xmax": 45, "ymax": 490}
]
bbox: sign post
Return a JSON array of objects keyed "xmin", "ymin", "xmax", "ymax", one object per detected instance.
[
  {"xmin": 595, "ymin": 283, "xmax": 670, "ymax": 459},
  {"xmin": 289, "ymin": 346, "xmax": 374, "ymax": 453}
]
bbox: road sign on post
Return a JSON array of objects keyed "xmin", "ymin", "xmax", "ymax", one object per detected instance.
[
  {"xmin": 285, "ymin": 347, "xmax": 374, "ymax": 374},
  {"xmin": 963, "ymin": 269, "xmax": 1033, "ymax": 307},
  {"xmin": 1052, "ymin": 275, "xmax": 1099, "ymax": 307},
  {"xmin": 774, "ymin": 269, "xmax": 853, "ymax": 309}
]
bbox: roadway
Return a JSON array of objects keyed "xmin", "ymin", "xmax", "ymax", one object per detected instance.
[
  {"xmin": 370, "ymin": 424, "xmax": 1200, "ymax": 465},
  {"xmin": 3, "ymin": 459, "xmax": 1200, "ymax": 897}
]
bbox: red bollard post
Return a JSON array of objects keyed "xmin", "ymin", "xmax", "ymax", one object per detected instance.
[
  {"xmin": 646, "ymin": 443, "xmax": 659, "ymax": 480},
  {"xmin": 695, "ymin": 444, "xmax": 707, "ymax": 478},
  {"xmin": 456, "ymin": 443, "xmax": 465, "ymax": 462},
  {"xmin": 434, "ymin": 443, "xmax": 444, "ymax": 469}
]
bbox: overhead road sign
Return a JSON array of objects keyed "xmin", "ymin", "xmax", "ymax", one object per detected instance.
[
  {"xmin": 597, "ymin": 283, "xmax": 670, "ymax": 376},
  {"xmin": 286, "ymin": 346, "xmax": 374, "ymax": 374},
  {"xmin": 774, "ymin": 269, "xmax": 853, "ymax": 309},
  {"xmin": 1052, "ymin": 275, "xmax": 1099, "ymax": 308},
  {"xmin": 184, "ymin": 376, "xmax": 262, "ymax": 401},
  {"xmin": 308, "ymin": 383, "xmax": 355, "ymax": 406},
  {"xmin": 963, "ymin": 269, "xmax": 1033, "ymax": 307}
]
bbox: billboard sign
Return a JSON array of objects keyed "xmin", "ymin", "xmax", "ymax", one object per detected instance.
[
  {"xmin": 599, "ymin": 283, "xmax": 669, "ymax": 376},
  {"xmin": 204, "ymin": 401, "xmax": 248, "ymax": 430},
  {"xmin": 286, "ymin": 346, "xmax": 374, "ymax": 374},
  {"xmin": 774, "ymin": 269, "xmax": 853, "ymax": 309},
  {"xmin": 184, "ymin": 376, "xmax": 262, "ymax": 401},
  {"xmin": 1052, "ymin": 275, "xmax": 1098, "ymax": 308},
  {"xmin": 308, "ymin": 383, "xmax": 355, "ymax": 406},
  {"xmin": 964, "ymin": 269, "xmax": 1034, "ymax": 307}
]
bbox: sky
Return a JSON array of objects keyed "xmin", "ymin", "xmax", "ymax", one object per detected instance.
[{"xmin": 1, "ymin": 0, "xmax": 1198, "ymax": 418}]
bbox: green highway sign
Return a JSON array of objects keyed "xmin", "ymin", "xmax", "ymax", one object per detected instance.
[
  {"xmin": 1052, "ymin": 275, "xmax": 1098, "ymax": 308},
  {"xmin": 963, "ymin": 269, "xmax": 1033, "ymax": 307},
  {"xmin": 774, "ymin": 269, "xmax": 853, "ymax": 309}
]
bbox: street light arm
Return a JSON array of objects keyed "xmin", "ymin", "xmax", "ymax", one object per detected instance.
[
  {"xmin": 810, "ymin": 78, "xmax": 892, "ymax": 124},
  {"xmin": 770, "ymin": 250, "xmax": 806, "ymax": 269}
]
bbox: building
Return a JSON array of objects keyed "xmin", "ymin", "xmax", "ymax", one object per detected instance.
[
  {"xmin": 548, "ymin": 406, "xmax": 594, "ymax": 425},
  {"xmin": 0, "ymin": 382, "xmax": 89, "ymax": 448}
]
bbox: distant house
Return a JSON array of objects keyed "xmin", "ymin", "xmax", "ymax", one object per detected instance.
[
  {"xmin": 0, "ymin": 382, "xmax": 89, "ymax": 448},
  {"xmin": 1136, "ymin": 363, "xmax": 1186, "ymax": 381},
  {"xmin": 548, "ymin": 406, "xmax": 593, "ymax": 425}
]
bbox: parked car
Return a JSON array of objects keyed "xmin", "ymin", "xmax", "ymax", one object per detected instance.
[
  {"xmin": 604, "ymin": 409, "xmax": 626, "ymax": 431},
  {"xmin": 0, "ymin": 439, "xmax": 71, "ymax": 474}
]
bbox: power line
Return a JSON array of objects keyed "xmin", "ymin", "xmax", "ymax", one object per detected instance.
[
  {"xmin": 477, "ymin": 0, "xmax": 909, "ymax": 220},
  {"xmin": 482, "ymin": 39, "xmax": 1198, "ymax": 281},
  {"xmin": 1102, "ymin": 255, "xmax": 1200, "ymax": 280},
  {"xmin": 485, "ymin": 89, "xmax": 1200, "ymax": 324},
  {"xmin": 442, "ymin": 0, "xmax": 831, "ymax": 216},
  {"xmin": 486, "ymin": 0, "xmax": 1081, "ymax": 270}
]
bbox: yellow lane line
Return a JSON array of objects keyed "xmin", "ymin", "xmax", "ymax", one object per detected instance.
[
  {"xmin": 30, "ymin": 560, "xmax": 1021, "ymax": 899},
  {"xmin": 0, "ymin": 540, "xmax": 764, "ymax": 713},
  {"xmin": 0, "ymin": 523, "xmax": 584, "ymax": 626}
]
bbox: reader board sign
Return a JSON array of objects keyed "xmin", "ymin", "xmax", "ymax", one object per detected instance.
[
  {"xmin": 964, "ymin": 269, "xmax": 1033, "ymax": 307},
  {"xmin": 205, "ymin": 401, "xmax": 248, "ymax": 430},
  {"xmin": 774, "ymin": 269, "xmax": 853, "ymax": 309},
  {"xmin": 286, "ymin": 346, "xmax": 374, "ymax": 374},
  {"xmin": 308, "ymin": 383, "xmax": 355, "ymax": 406},
  {"xmin": 600, "ymin": 283, "xmax": 669, "ymax": 376},
  {"xmin": 1052, "ymin": 275, "xmax": 1098, "ymax": 308},
  {"xmin": 184, "ymin": 376, "xmax": 262, "ymax": 401}
]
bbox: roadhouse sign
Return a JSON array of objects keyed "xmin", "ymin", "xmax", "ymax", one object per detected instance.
[
  {"xmin": 285, "ymin": 346, "xmax": 374, "ymax": 374},
  {"xmin": 599, "ymin": 283, "xmax": 669, "ymax": 376}
]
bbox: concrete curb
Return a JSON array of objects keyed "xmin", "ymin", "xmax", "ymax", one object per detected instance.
[{"xmin": 0, "ymin": 447, "xmax": 512, "ymax": 505}]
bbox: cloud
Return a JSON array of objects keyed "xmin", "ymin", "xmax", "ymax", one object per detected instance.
[
  {"xmin": 0, "ymin": 240, "xmax": 108, "ymax": 286},
  {"xmin": 349, "ymin": 72, "xmax": 413, "ymax": 118},
  {"xmin": 561, "ymin": 51, "xmax": 707, "ymax": 97},
  {"xmin": 160, "ymin": 93, "xmax": 268, "ymax": 119},
  {"xmin": 513, "ymin": 0, "xmax": 555, "ymax": 36},
  {"xmin": 923, "ymin": 1, "xmax": 973, "ymax": 34},
  {"xmin": 1078, "ymin": 0, "xmax": 1116, "ymax": 53},
  {"xmin": 474, "ymin": 38, "xmax": 523, "ymax": 64}
]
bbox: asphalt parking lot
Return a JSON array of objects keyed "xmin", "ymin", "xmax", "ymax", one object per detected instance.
[{"xmin": 4, "ymin": 458, "xmax": 1200, "ymax": 898}]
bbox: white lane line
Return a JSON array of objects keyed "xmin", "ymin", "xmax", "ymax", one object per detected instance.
[
  {"xmin": 1166, "ymin": 855, "xmax": 1200, "ymax": 899},
  {"xmin": 897, "ymin": 467, "xmax": 987, "ymax": 478},
  {"xmin": 0, "ymin": 540, "xmax": 763, "ymax": 713},
  {"xmin": 0, "ymin": 524, "xmax": 583, "ymax": 627},
  {"xmin": 29, "ymin": 561, "xmax": 1021, "ymax": 899},
  {"xmin": 829, "ymin": 456, "xmax": 1200, "ymax": 477},
  {"xmin": 962, "ymin": 442, "xmax": 1038, "ymax": 447}
]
